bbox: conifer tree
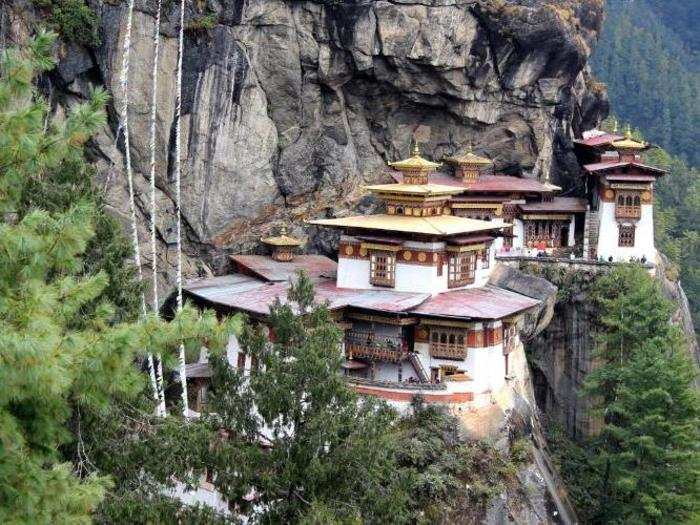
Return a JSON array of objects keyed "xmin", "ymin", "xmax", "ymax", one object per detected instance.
[
  {"xmin": 205, "ymin": 271, "xmax": 408, "ymax": 523},
  {"xmin": 0, "ymin": 32, "xmax": 239, "ymax": 522},
  {"xmin": 583, "ymin": 265, "xmax": 700, "ymax": 523}
]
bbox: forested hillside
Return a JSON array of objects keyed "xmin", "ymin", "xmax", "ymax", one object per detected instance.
[
  {"xmin": 591, "ymin": 0, "xmax": 699, "ymax": 166},
  {"xmin": 593, "ymin": 1, "xmax": 700, "ymax": 333}
]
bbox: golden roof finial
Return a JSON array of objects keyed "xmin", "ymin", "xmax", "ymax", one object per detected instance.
[
  {"xmin": 280, "ymin": 224, "xmax": 288, "ymax": 235},
  {"xmin": 411, "ymin": 141, "xmax": 420, "ymax": 157},
  {"xmin": 612, "ymin": 117, "xmax": 618, "ymax": 134},
  {"xmin": 624, "ymin": 123, "xmax": 632, "ymax": 138},
  {"xmin": 388, "ymin": 141, "xmax": 442, "ymax": 171}
]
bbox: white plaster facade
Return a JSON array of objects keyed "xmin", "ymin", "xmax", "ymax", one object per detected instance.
[
  {"xmin": 336, "ymin": 236, "xmax": 494, "ymax": 295},
  {"xmin": 596, "ymin": 202, "xmax": 656, "ymax": 262}
]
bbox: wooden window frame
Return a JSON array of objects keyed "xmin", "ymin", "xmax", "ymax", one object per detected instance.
[
  {"xmin": 615, "ymin": 191, "xmax": 642, "ymax": 219},
  {"xmin": 369, "ymin": 250, "xmax": 396, "ymax": 287},
  {"xmin": 447, "ymin": 252, "xmax": 476, "ymax": 288},
  {"xmin": 618, "ymin": 224, "xmax": 636, "ymax": 247},
  {"xmin": 429, "ymin": 327, "xmax": 467, "ymax": 360}
]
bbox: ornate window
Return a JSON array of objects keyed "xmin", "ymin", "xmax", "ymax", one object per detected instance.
[
  {"xmin": 237, "ymin": 352, "xmax": 246, "ymax": 369},
  {"xmin": 369, "ymin": 251, "xmax": 395, "ymax": 287},
  {"xmin": 429, "ymin": 328, "xmax": 467, "ymax": 360},
  {"xmin": 615, "ymin": 191, "xmax": 642, "ymax": 219},
  {"xmin": 447, "ymin": 252, "xmax": 476, "ymax": 288},
  {"xmin": 618, "ymin": 224, "xmax": 636, "ymax": 247}
]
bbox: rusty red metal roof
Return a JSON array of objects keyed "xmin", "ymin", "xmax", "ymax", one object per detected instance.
[
  {"xmin": 185, "ymin": 273, "xmax": 540, "ymax": 320},
  {"xmin": 583, "ymin": 161, "xmax": 666, "ymax": 175},
  {"xmin": 184, "ymin": 274, "xmax": 429, "ymax": 315},
  {"xmin": 388, "ymin": 171, "xmax": 554, "ymax": 193},
  {"xmin": 518, "ymin": 197, "xmax": 587, "ymax": 213},
  {"xmin": 574, "ymin": 132, "xmax": 623, "ymax": 148},
  {"xmin": 412, "ymin": 286, "xmax": 540, "ymax": 320},
  {"xmin": 231, "ymin": 255, "xmax": 337, "ymax": 282}
]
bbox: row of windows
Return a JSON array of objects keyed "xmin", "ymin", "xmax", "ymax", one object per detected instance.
[{"xmin": 368, "ymin": 249, "xmax": 489, "ymax": 288}]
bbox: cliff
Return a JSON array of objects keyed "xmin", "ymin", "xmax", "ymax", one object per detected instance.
[{"xmin": 0, "ymin": 0, "xmax": 608, "ymax": 293}]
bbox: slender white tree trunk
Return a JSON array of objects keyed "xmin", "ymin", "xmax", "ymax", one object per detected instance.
[
  {"xmin": 148, "ymin": 0, "xmax": 168, "ymax": 417},
  {"xmin": 175, "ymin": 0, "xmax": 189, "ymax": 416},
  {"xmin": 119, "ymin": 0, "xmax": 165, "ymax": 415}
]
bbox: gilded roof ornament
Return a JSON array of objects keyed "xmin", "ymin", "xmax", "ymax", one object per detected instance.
[
  {"xmin": 261, "ymin": 225, "xmax": 304, "ymax": 247},
  {"xmin": 444, "ymin": 142, "xmax": 493, "ymax": 166},
  {"xmin": 388, "ymin": 142, "xmax": 442, "ymax": 171},
  {"xmin": 611, "ymin": 124, "xmax": 648, "ymax": 150}
]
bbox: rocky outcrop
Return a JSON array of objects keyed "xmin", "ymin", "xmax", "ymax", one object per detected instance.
[{"xmin": 0, "ymin": 0, "xmax": 608, "ymax": 298}]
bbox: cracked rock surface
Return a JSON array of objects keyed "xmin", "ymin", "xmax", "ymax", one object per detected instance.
[{"xmin": 0, "ymin": 0, "xmax": 608, "ymax": 298}]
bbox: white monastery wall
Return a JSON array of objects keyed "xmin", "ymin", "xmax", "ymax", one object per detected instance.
[{"xmin": 597, "ymin": 202, "xmax": 656, "ymax": 262}]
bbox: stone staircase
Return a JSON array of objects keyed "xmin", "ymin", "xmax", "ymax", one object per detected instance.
[{"xmin": 583, "ymin": 207, "xmax": 600, "ymax": 260}]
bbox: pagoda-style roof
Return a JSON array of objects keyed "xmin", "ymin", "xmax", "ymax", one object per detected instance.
[
  {"xmin": 583, "ymin": 160, "xmax": 666, "ymax": 176},
  {"xmin": 309, "ymin": 214, "xmax": 507, "ymax": 236},
  {"xmin": 387, "ymin": 144, "xmax": 442, "ymax": 171},
  {"xmin": 444, "ymin": 146, "xmax": 493, "ymax": 166},
  {"xmin": 391, "ymin": 171, "xmax": 556, "ymax": 193},
  {"xmin": 610, "ymin": 136, "xmax": 648, "ymax": 150},
  {"xmin": 574, "ymin": 131, "xmax": 624, "ymax": 149},
  {"xmin": 261, "ymin": 226, "xmax": 303, "ymax": 247},
  {"xmin": 364, "ymin": 183, "xmax": 464, "ymax": 197},
  {"xmin": 611, "ymin": 125, "xmax": 649, "ymax": 151}
]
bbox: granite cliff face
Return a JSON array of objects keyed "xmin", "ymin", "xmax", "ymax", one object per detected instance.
[{"xmin": 0, "ymin": 0, "xmax": 608, "ymax": 292}]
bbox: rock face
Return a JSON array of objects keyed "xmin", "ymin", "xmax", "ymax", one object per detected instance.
[{"xmin": 0, "ymin": 0, "xmax": 608, "ymax": 296}]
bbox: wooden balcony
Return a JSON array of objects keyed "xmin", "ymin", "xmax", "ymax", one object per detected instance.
[
  {"xmin": 345, "ymin": 331, "xmax": 405, "ymax": 363},
  {"xmin": 615, "ymin": 205, "xmax": 641, "ymax": 219},
  {"xmin": 429, "ymin": 342, "xmax": 467, "ymax": 360}
]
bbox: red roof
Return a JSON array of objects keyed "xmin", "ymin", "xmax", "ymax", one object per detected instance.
[
  {"xmin": 518, "ymin": 197, "xmax": 587, "ymax": 213},
  {"xmin": 184, "ymin": 273, "xmax": 541, "ymax": 321},
  {"xmin": 184, "ymin": 274, "xmax": 429, "ymax": 316},
  {"xmin": 388, "ymin": 171, "xmax": 554, "ymax": 193},
  {"xmin": 231, "ymin": 255, "xmax": 337, "ymax": 282},
  {"xmin": 412, "ymin": 286, "xmax": 540, "ymax": 319},
  {"xmin": 574, "ymin": 132, "xmax": 623, "ymax": 148},
  {"xmin": 583, "ymin": 161, "xmax": 666, "ymax": 175}
]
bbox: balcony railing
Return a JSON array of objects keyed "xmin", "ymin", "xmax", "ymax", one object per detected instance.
[
  {"xmin": 615, "ymin": 205, "xmax": 641, "ymax": 219},
  {"xmin": 345, "ymin": 331, "xmax": 406, "ymax": 363},
  {"xmin": 429, "ymin": 342, "xmax": 467, "ymax": 360}
]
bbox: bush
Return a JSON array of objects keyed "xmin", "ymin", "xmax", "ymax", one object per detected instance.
[{"xmin": 33, "ymin": 0, "xmax": 101, "ymax": 47}]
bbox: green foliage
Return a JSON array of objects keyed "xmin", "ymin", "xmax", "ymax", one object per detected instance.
[
  {"xmin": 592, "ymin": 0, "xmax": 699, "ymax": 165},
  {"xmin": 550, "ymin": 265, "xmax": 700, "ymax": 523},
  {"xmin": 186, "ymin": 12, "xmax": 218, "ymax": 34},
  {"xmin": 33, "ymin": 0, "xmax": 101, "ymax": 47},
  {"xmin": 0, "ymin": 33, "xmax": 240, "ymax": 523},
  {"xmin": 178, "ymin": 272, "xmax": 529, "ymax": 524}
]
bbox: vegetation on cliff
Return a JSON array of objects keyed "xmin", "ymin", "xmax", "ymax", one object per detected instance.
[
  {"xmin": 592, "ymin": 0, "xmax": 699, "ymax": 166},
  {"xmin": 0, "ymin": 33, "xmax": 238, "ymax": 523},
  {"xmin": 548, "ymin": 265, "xmax": 700, "ymax": 523}
]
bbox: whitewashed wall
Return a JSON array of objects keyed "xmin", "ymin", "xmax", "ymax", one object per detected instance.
[{"xmin": 596, "ymin": 202, "xmax": 656, "ymax": 262}]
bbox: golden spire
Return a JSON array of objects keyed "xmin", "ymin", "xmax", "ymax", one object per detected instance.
[
  {"xmin": 387, "ymin": 141, "xmax": 442, "ymax": 171},
  {"xmin": 443, "ymin": 142, "xmax": 493, "ymax": 166},
  {"xmin": 612, "ymin": 117, "xmax": 618, "ymax": 134},
  {"xmin": 611, "ymin": 124, "xmax": 648, "ymax": 150},
  {"xmin": 261, "ymin": 225, "xmax": 303, "ymax": 247}
]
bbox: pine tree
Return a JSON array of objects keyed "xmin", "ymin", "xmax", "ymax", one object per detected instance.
[
  {"xmin": 204, "ymin": 270, "xmax": 409, "ymax": 523},
  {"xmin": 583, "ymin": 265, "xmax": 700, "ymax": 523},
  {"xmin": 0, "ymin": 33, "xmax": 239, "ymax": 522}
]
